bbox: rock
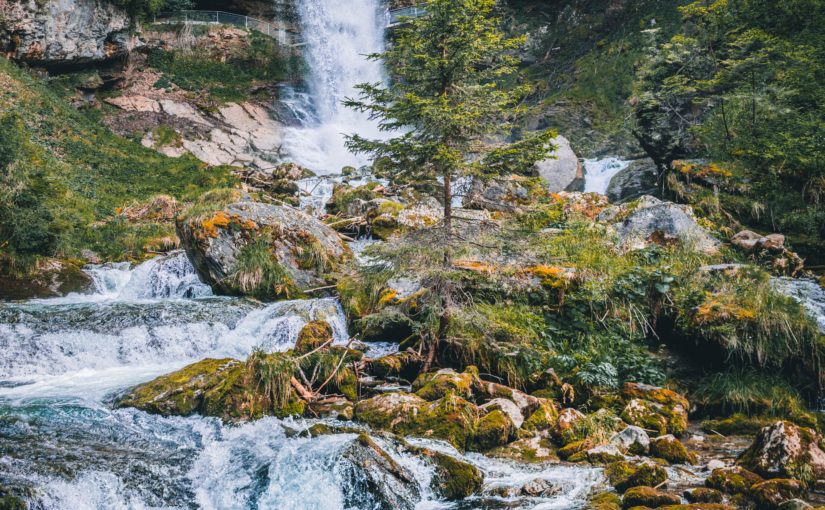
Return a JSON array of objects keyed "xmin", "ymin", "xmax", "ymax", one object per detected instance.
[
  {"xmin": 364, "ymin": 351, "xmax": 423, "ymax": 382},
  {"xmin": 738, "ymin": 421, "xmax": 825, "ymax": 482},
  {"xmin": 295, "ymin": 321, "xmax": 333, "ymax": 353},
  {"xmin": 705, "ymin": 466, "xmax": 763, "ymax": 495},
  {"xmin": 115, "ymin": 356, "xmax": 306, "ymax": 420},
  {"xmin": 706, "ymin": 460, "xmax": 726, "ymax": 471},
  {"xmin": 605, "ymin": 461, "xmax": 668, "ymax": 492},
  {"xmin": 339, "ymin": 433, "xmax": 420, "ymax": 510},
  {"xmin": 177, "ymin": 201, "xmax": 351, "ymax": 300},
  {"xmin": 462, "ymin": 175, "xmax": 532, "ymax": 212},
  {"xmin": 412, "ymin": 447, "xmax": 483, "ymax": 500},
  {"xmin": 622, "ymin": 486, "xmax": 681, "ymax": 509},
  {"xmin": 650, "ymin": 435, "xmax": 696, "ymax": 464},
  {"xmin": 590, "ymin": 491, "xmax": 623, "ymax": 510},
  {"xmin": 614, "ymin": 196, "xmax": 720, "ymax": 254},
  {"xmin": 0, "ymin": 0, "xmax": 140, "ymax": 67},
  {"xmin": 750, "ymin": 479, "xmax": 806, "ymax": 510},
  {"xmin": 778, "ymin": 500, "xmax": 813, "ymax": 510},
  {"xmin": 621, "ymin": 383, "xmax": 689, "ymax": 436},
  {"xmin": 487, "ymin": 435, "xmax": 558, "ymax": 463},
  {"xmin": 553, "ymin": 408, "xmax": 587, "ymax": 445},
  {"xmin": 658, "ymin": 506, "xmax": 735, "ymax": 510},
  {"xmin": 105, "ymin": 95, "xmax": 161, "ymax": 113},
  {"xmin": 412, "ymin": 368, "xmax": 474, "ymax": 401},
  {"xmin": 611, "ymin": 426, "xmax": 651, "ymax": 455},
  {"xmin": 587, "ymin": 444, "xmax": 626, "ymax": 464},
  {"xmin": 607, "ymin": 159, "xmax": 660, "ymax": 203},
  {"xmin": 473, "ymin": 409, "xmax": 516, "ymax": 451},
  {"xmin": 306, "ymin": 396, "xmax": 353, "ymax": 420},
  {"xmin": 354, "ymin": 392, "xmax": 427, "ymax": 430},
  {"xmin": 683, "ymin": 488, "xmax": 724, "ymax": 504},
  {"xmin": 519, "ymin": 478, "xmax": 560, "ymax": 497},
  {"xmin": 480, "ymin": 398, "xmax": 526, "ymax": 429},
  {"xmin": 472, "ymin": 378, "xmax": 540, "ymax": 418},
  {"xmin": 534, "ymin": 136, "xmax": 583, "ymax": 192},
  {"xmin": 520, "ymin": 400, "xmax": 560, "ymax": 435},
  {"xmin": 0, "ymin": 258, "xmax": 93, "ymax": 300},
  {"xmin": 731, "ymin": 230, "xmax": 786, "ymax": 253}
]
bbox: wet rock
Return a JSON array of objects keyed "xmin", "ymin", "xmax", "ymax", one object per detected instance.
[
  {"xmin": 412, "ymin": 447, "xmax": 483, "ymax": 500},
  {"xmin": 354, "ymin": 392, "xmax": 427, "ymax": 430},
  {"xmin": 613, "ymin": 196, "xmax": 720, "ymax": 254},
  {"xmin": 750, "ymin": 479, "xmax": 806, "ymax": 510},
  {"xmin": 177, "ymin": 201, "xmax": 351, "ymax": 300},
  {"xmin": 605, "ymin": 460, "xmax": 668, "ymax": 492},
  {"xmin": 611, "ymin": 426, "xmax": 651, "ymax": 455},
  {"xmin": 519, "ymin": 478, "xmax": 560, "ymax": 497},
  {"xmin": 294, "ymin": 321, "xmax": 334, "ymax": 353},
  {"xmin": 364, "ymin": 351, "xmax": 423, "ymax": 382},
  {"xmin": 590, "ymin": 491, "xmax": 623, "ymax": 510},
  {"xmin": 306, "ymin": 396, "xmax": 354, "ymax": 420},
  {"xmin": 738, "ymin": 421, "xmax": 825, "ymax": 481},
  {"xmin": 684, "ymin": 488, "xmax": 724, "ymax": 504},
  {"xmin": 705, "ymin": 466, "xmax": 763, "ymax": 496},
  {"xmin": 657, "ymin": 506, "xmax": 735, "ymax": 510},
  {"xmin": 650, "ymin": 435, "xmax": 696, "ymax": 465},
  {"xmin": 778, "ymin": 500, "xmax": 813, "ymax": 510},
  {"xmin": 0, "ymin": 258, "xmax": 92, "ymax": 300},
  {"xmin": 622, "ymin": 486, "xmax": 681, "ymax": 509},
  {"xmin": 534, "ymin": 136, "xmax": 583, "ymax": 192},
  {"xmin": 607, "ymin": 159, "xmax": 660, "ymax": 203},
  {"xmin": 488, "ymin": 435, "xmax": 559, "ymax": 463},
  {"xmin": 587, "ymin": 444, "xmax": 626, "ymax": 464},
  {"xmin": 339, "ymin": 433, "xmax": 420, "ymax": 510},
  {"xmin": 0, "ymin": 0, "xmax": 140, "ymax": 67},
  {"xmin": 706, "ymin": 460, "xmax": 726, "ymax": 471},
  {"xmin": 413, "ymin": 368, "xmax": 474, "ymax": 401}
]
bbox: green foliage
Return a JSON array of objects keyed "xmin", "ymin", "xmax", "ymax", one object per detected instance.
[
  {"xmin": 232, "ymin": 236, "xmax": 299, "ymax": 300},
  {"xmin": 693, "ymin": 369, "xmax": 806, "ymax": 417}
]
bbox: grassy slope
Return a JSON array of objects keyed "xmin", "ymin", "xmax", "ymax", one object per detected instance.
[{"xmin": 0, "ymin": 57, "xmax": 236, "ymax": 267}]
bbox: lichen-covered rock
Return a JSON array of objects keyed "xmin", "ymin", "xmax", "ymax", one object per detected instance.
[
  {"xmin": 116, "ymin": 356, "xmax": 305, "ymax": 420},
  {"xmin": 534, "ymin": 135, "xmax": 583, "ymax": 192},
  {"xmin": 177, "ymin": 201, "xmax": 351, "ymax": 300},
  {"xmin": 462, "ymin": 175, "xmax": 534, "ymax": 212},
  {"xmin": 705, "ymin": 466, "xmax": 763, "ymax": 495},
  {"xmin": 683, "ymin": 488, "xmax": 724, "ymax": 504},
  {"xmin": 738, "ymin": 421, "xmax": 825, "ymax": 482},
  {"xmin": 750, "ymin": 479, "xmax": 806, "ymax": 510},
  {"xmin": 0, "ymin": 0, "xmax": 140, "ymax": 67},
  {"xmin": 650, "ymin": 435, "xmax": 696, "ymax": 465},
  {"xmin": 472, "ymin": 409, "xmax": 516, "ymax": 451},
  {"xmin": 520, "ymin": 399, "xmax": 560, "ymax": 435},
  {"xmin": 587, "ymin": 444, "xmax": 626, "ymax": 464},
  {"xmin": 413, "ymin": 368, "xmax": 474, "ymax": 401},
  {"xmin": 364, "ymin": 351, "xmax": 423, "ymax": 382},
  {"xmin": 605, "ymin": 461, "xmax": 668, "ymax": 492},
  {"xmin": 412, "ymin": 447, "xmax": 483, "ymax": 500},
  {"xmin": 295, "ymin": 321, "xmax": 333, "ymax": 353},
  {"xmin": 607, "ymin": 159, "xmax": 659, "ymax": 203},
  {"xmin": 0, "ymin": 258, "xmax": 93, "ymax": 300},
  {"xmin": 622, "ymin": 486, "xmax": 681, "ymax": 509},
  {"xmin": 620, "ymin": 384, "xmax": 688, "ymax": 436},
  {"xmin": 611, "ymin": 426, "xmax": 651, "ymax": 455},
  {"xmin": 553, "ymin": 408, "xmax": 587, "ymax": 445},
  {"xmin": 339, "ymin": 433, "xmax": 420, "ymax": 510},
  {"xmin": 612, "ymin": 196, "xmax": 720, "ymax": 254},
  {"xmin": 488, "ymin": 435, "xmax": 559, "ymax": 463}
]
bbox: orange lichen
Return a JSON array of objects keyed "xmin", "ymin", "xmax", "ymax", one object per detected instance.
[
  {"xmin": 199, "ymin": 211, "xmax": 232, "ymax": 239},
  {"xmin": 453, "ymin": 259, "xmax": 497, "ymax": 273},
  {"xmin": 694, "ymin": 293, "xmax": 757, "ymax": 325},
  {"xmin": 673, "ymin": 160, "xmax": 733, "ymax": 179}
]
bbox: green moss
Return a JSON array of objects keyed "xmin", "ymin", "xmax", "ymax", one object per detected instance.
[
  {"xmin": 704, "ymin": 467, "xmax": 763, "ymax": 496},
  {"xmin": 590, "ymin": 491, "xmax": 622, "ymax": 510},
  {"xmin": 750, "ymin": 479, "xmax": 805, "ymax": 510},
  {"xmin": 605, "ymin": 461, "xmax": 668, "ymax": 492},
  {"xmin": 622, "ymin": 486, "xmax": 681, "ymax": 509},
  {"xmin": 413, "ymin": 369, "xmax": 474, "ymax": 401},
  {"xmin": 649, "ymin": 435, "xmax": 696, "ymax": 465},
  {"xmin": 683, "ymin": 488, "xmax": 724, "ymax": 504},
  {"xmin": 472, "ymin": 410, "xmax": 514, "ymax": 451},
  {"xmin": 558, "ymin": 439, "xmax": 590, "ymax": 460},
  {"xmin": 295, "ymin": 321, "xmax": 333, "ymax": 353},
  {"xmin": 701, "ymin": 414, "xmax": 774, "ymax": 436},
  {"xmin": 521, "ymin": 400, "xmax": 559, "ymax": 434},
  {"xmin": 423, "ymin": 448, "xmax": 484, "ymax": 500}
]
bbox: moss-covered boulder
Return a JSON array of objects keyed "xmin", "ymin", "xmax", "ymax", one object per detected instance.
[
  {"xmin": 473, "ymin": 409, "xmax": 516, "ymax": 451},
  {"xmin": 610, "ymin": 426, "xmax": 651, "ymax": 455},
  {"xmin": 622, "ymin": 487, "xmax": 681, "ymax": 509},
  {"xmin": 340, "ymin": 433, "xmax": 420, "ymax": 510},
  {"xmin": 705, "ymin": 466, "xmax": 763, "ymax": 496},
  {"xmin": 295, "ymin": 320, "xmax": 334, "ymax": 353},
  {"xmin": 658, "ymin": 506, "xmax": 736, "ymax": 510},
  {"xmin": 412, "ymin": 368, "xmax": 474, "ymax": 401},
  {"xmin": 683, "ymin": 488, "xmax": 724, "ymax": 504},
  {"xmin": 738, "ymin": 421, "xmax": 825, "ymax": 482},
  {"xmin": 116, "ymin": 355, "xmax": 306, "ymax": 420},
  {"xmin": 750, "ymin": 479, "xmax": 806, "ymax": 510},
  {"xmin": 520, "ymin": 399, "xmax": 560, "ymax": 435},
  {"xmin": 177, "ymin": 201, "xmax": 351, "ymax": 300},
  {"xmin": 411, "ymin": 446, "xmax": 483, "ymax": 500},
  {"xmin": 0, "ymin": 258, "xmax": 93, "ymax": 300},
  {"xmin": 650, "ymin": 435, "xmax": 697, "ymax": 465},
  {"xmin": 306, "ymin": 396, "xmax": 354, "ymax": 420},
  {"xmin": 621, "ymin": 383, "xmax": 689, "ymax": 436},
  {"xmin": 587, "ymin": 444, "xmax": 626, "ymax": 464},
  {"xmin": 354, "ymin": 392, "xmax": 427, "ymax": 430},
  {"xmin": 605, "ymin": 461, "xmax": 668, "ymax": 492},
  {"xmin": 364, "ymin": 351, "xmax": 423, "ymax": 382},
  {"xmin": 553, "ymin": 408, "xmax": 587, "ymax": 445},
  {"xmin": 488, "ymin": 435, "xmax": 559, "ymax": 463},
  {"xmin": 701, "ymin": 414, "xmax": 775, "ymax": 436},
  {"xmin": 590, "ymin": 491, "xmax": 623, "ymax": 510}
]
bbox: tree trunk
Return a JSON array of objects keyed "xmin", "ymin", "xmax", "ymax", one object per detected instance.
[{"xmin": 443, "ymin": 171, "xmax": 452, "ymax": 267}]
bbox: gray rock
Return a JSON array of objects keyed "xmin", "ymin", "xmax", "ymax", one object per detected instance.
[
  {"xmin": 779, "ymin": 499, "xmax": 813, "ymax": 510},
  {"xmin": 606, "ymin": 159, "xmax": 660, "ymax": 203},
  {"xmin": 610, "ymin": 426, "xmax": 651, "ymax": 455},
  {"xmin": 339, "ymin": 434, "xmax": 420, "ymax": 510},
  {"xmin": 462, "ymin": 175, "xmax": 530, "ymax": 212},
  {"xmin": 0, "ymin": 0, "xmax": 140, "ymax": 66},
  {"xmin": 534, "ymin": 136, "xmax": 583, "ymax": 192},
  {"xmin": 615, "ymin": 196, "xmax": 720, "ymax": 254},
  {"xmin": 177, "ymin": 201, "xmax": 351, "ymax": 298}
]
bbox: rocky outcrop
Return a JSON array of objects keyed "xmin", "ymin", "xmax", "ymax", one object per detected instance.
[
  {"xmin": 0, "ymin": 0, "xmax": 140, "ymax": 67},
  {"xmin": 606, "ymin": 158, "xmax": 659, "ymax": 203},
  {"xmin": 738, "ymin": 421, "xmax": 825, "ymax": 482},
  {"xmin": 0, "ymin": 258, "xmax": 92, "ymax": 300},
  {"xmin": 177, "ymin": 201, "xmax": 351, "ymax": 300},
  {"xmin": 534, "ymin": 136, "xmax": 583, "ymax": 192},
  {"xmin": 462, "ymin": 175, "xmax": 533, "ymax": 212},
  {"xmin": 339, "ymin": 434, "xmax": 420, "ymax": 510}
]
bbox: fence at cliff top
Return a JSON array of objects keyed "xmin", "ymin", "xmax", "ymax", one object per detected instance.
[{"xmin": 153, "ymin": 10, "xmax": 305, "ymax": 47}]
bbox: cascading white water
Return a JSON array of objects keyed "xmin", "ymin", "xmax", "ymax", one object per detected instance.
[
  {"xmin": 282, "ymin": 0, "xmax": 389, "ymax": 173},
  {"xmin": 583, "ymin": 157, "xmax": 630, "ymax": 196}
]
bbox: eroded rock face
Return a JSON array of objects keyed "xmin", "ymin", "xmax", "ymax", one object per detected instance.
[
  {"xmin": 177, "ymin": 201, "xmax": 351, "ymax": 300},
  {"xmin": 738, "ymin": 421, "xmax": 825, "ymax": 482},
  {"xmin": 339, "ymin": 434, "xmax": 420, "ymax": 510},
  {"xmin": 0, "ymin": 0, "xmax": 140, "ymax": 67},
  {"xmin": 534, "ymin": 136, "xmax": 583, "ymax": 192}
]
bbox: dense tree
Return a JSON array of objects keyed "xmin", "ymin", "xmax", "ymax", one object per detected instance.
[{"xmin": 345, "ymin": 0, "xmax": 555, "ymax": 265}]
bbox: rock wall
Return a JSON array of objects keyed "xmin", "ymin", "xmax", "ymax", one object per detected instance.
[{"xmin": 0, "ymin": 0, "xmax": 140, "ymax": 67}]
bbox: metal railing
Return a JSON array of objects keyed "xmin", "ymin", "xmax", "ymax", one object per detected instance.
[
  {"xmin": 388, "ymin": 6, "xmax": 428, "ymax": 27},
  {"xmin": 153, "ymin": 10, "xmax": 304, "ymax": 47}
]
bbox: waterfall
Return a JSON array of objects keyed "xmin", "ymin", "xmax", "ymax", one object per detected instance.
[
  {"xmin": 583, "ymin": 157, "xmax": 630, "ymax": 196},
  {"xmin": 281, "ymin": 0, "xmax": 389, "ymax": 174}
]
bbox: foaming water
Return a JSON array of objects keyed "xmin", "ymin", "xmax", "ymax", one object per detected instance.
[
  {"xmin": 773, "ymin": 277, "xmax": 825, "ymax": 333},
  {"xmin": 583, "ymin": 158, "xmax": 630, "ymax": 196},
  {"xmin": 282, "ymin": 0, "xmax": 389, "ymax": 173}
]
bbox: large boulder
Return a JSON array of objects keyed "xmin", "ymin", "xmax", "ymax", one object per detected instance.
[
  {"xmin": 0, "ymin": 0, "xmax": 140, "ymax": 67},
  {"xmin": 613, "ymin": 196, "xmax": 720, "ymax": 254},
  {"xmin": 620, "ymin": 383, "xmax": 689, "ymax": 436},
  {"xmin": 177, "ymin": 201, "xmax": 351, "ymax": 300},
  {"xmin": 606, "ymin": 159, "xmax": 660, "ymax": 203},
  {"xmin": 738, "ymin": 421, "xmax": 825, "ymax": 482},
  {"xmin": 604, "ymin": 460, "xmax": 668, "ymax": 492},
  {"xmin": 339, "ymin": 433, "xmax": 420, "ymax": 510},
  {"xmin": 462, "ymin": 175, "xmax": 533, "ymax": 212},
  {"xmin": 534, "ymin": 136, "xmax": 584, "ymax": 192}
]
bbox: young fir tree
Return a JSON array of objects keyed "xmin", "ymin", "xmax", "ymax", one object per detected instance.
[{"xmin": 345, "ymin": 0, "xmax": 555, "ymax": 266}]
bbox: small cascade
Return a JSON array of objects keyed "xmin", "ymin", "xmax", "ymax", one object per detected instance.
[
  {"xmin": 773, "ymin": 277, "xmax": 825, "ymax": 333},
  {"xmin": 583, "ymin": 157, "xmax": 631, "ymax": 196}
]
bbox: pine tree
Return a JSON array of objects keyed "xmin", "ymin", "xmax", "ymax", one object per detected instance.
[{"xmin": 345, "ymin": 0, "xmax": 555, "ymax": 266}]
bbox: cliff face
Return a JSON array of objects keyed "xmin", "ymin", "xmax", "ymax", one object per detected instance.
[{"xmin": 0, "ymin": 0, "xmax": 140, "ymax": 68}]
